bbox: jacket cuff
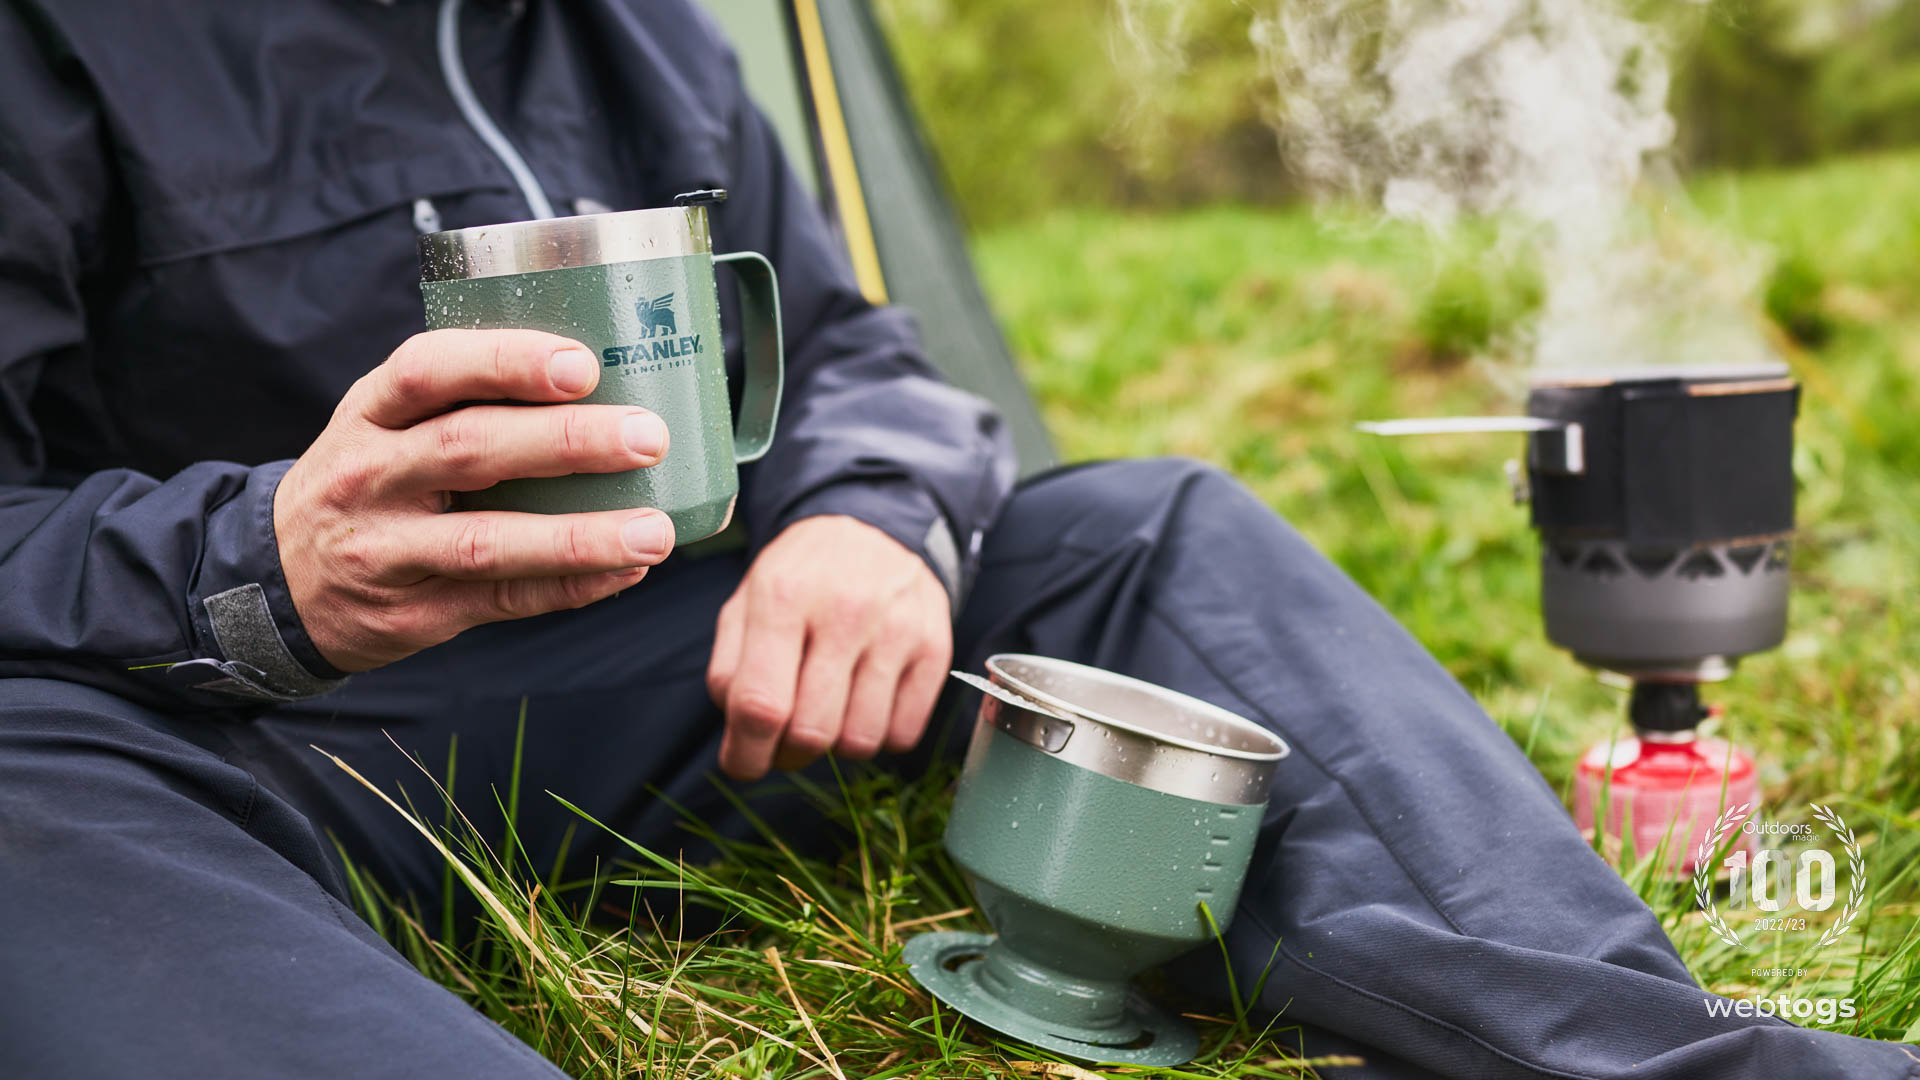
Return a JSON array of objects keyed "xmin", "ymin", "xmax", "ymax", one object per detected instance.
[
  {"xmin": 175, "ymin": 460, "xmax": 349, "ymax": 703},
  {"xmin": 763, "ymin": 477, "xmax": 976, "ymax": 613}
]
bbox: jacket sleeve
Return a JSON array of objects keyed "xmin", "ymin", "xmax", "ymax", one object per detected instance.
[
  {"xmin": 0, "ymin": 9, "xmax": 345, "ymax": 710},
  {"xmin": 712, "ymin": 71, "xmax": 1017, "ymax": 610}
]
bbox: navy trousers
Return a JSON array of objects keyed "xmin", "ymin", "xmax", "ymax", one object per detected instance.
[{"xmin": 2, "ymin": 459, "xmax": 1912, "ymax": 1079}]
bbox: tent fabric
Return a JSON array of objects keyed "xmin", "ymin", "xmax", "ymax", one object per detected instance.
[
  {"xmin": 696, "ymin": 0, "xmax": 825, "ymax": 199},
  {"xmin": 815, "ymin": 0, "xmax": 1056, "ymax": 474},
  {"xmin": 700, "ymin": 0, "xmax": 1057, "ymax": 474}
]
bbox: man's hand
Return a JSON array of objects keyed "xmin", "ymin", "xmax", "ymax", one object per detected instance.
[
  {"xmin": 706, "ymin": 516, "xmax": 951, "ymax": 780},
  {"xmin": 275, "ymin": 329, "xmax": 676, "ymax": 672}
]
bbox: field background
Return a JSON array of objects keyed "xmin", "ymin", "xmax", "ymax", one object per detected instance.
[
  {"xmin": 377, "ymin": 152, "xmax": 1920, "ymax": 1078},
  {"xmin": 974, "ymin": 153, "xmax": 1920, "ymax": 816},
  {"xmin": 968, "ymin": 147, "xmax": 1920, "ymax": 1033},
  {"xmin": 373, "ymin": 4, "xmax": 1920, "ymax": 1074}
]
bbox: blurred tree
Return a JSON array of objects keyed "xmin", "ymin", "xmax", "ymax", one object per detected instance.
[
  {"xmin": 873, "ymin": 0, "xmax": 1287, "ymax": 225},
  {"xmin": 1673, "ymin": 0, "xmax": 1920, "ymax": 167},
  {"xmin": 871, "ymin": 0, "xmax": 1920, "ymax": 225}
]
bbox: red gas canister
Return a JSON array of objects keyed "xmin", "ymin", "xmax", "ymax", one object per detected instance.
[{"xmin": 1572, "ymin": 730, "xmax": 1758, "ymax": 874}]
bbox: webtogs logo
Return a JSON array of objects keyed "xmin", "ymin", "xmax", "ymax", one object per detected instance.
[{"xmin": 1704, "ymin": 995, "xmax": 1856, "ymax": 1025}]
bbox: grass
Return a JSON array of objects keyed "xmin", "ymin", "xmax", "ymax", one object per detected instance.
[
  {"xmin": 344, "ymin": 150, "xmax": 1920, "ymax": 1073},
  {"xmin": 326, "ymin": 731, "xmax": 1345, "ymax": 1078}
]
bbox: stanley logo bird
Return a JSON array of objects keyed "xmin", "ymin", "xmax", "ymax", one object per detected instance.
[{"xmin": 636, "ymin": 293, "xmax": 676, "ymax": 338}]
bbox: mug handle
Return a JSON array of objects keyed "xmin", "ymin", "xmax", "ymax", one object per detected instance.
[{"xmin": 713, "ymin": 251, "xmax": 784, "ymax": 464}]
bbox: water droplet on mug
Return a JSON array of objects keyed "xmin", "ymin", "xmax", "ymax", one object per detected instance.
[
  {"xmin": 515, "ymin": 287, "xmax": 523, "ymax": 297},
  {"xmin": 625, "ymin": 273, "xmax": 634, "ymax": 282},
  {"xmin": 1010, "ymin": 821, "xmax": 1019, "ymax": 829}
]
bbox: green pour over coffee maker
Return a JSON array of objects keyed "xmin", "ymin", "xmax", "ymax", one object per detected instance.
[{"xmin": 906, "ymin": 655, "xmax": 1288, "ymax": 1066}]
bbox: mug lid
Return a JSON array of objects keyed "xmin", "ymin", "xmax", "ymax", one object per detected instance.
[{"xmin": 418, "ymin": 206, "xmax": 711, "ymax": 283}]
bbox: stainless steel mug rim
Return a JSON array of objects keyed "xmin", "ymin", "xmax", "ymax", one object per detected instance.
[
  {"xmin": 418, "ymin": 206, "xmax": 711, "ymax": 283},
  {"xmin": 969, "ymin": 654, "xmax": 1286, "ymax": 806},
  {"xmin": 987, "ymin": 654, "xmax": 1286, "ymax": 762}
]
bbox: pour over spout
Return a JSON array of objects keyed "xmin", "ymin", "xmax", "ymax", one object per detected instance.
[{"xmin": 950, "ymin": 671, "xmax": 1077, "ymax": 753}]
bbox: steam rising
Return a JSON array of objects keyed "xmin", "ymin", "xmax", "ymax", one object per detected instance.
[{"xmin": 1123, "ymin": 0, "xmax": 1774, "ymax": 371}]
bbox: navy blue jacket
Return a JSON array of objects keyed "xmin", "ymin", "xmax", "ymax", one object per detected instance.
[{"xmin": 0, "ymin": 0, "xmax": 1014, "ymax": 708}]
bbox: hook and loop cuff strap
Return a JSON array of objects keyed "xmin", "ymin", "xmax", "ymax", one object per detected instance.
[{"xmin": 170, "ymin": 583, "xmax": 350, "ymax": 702}]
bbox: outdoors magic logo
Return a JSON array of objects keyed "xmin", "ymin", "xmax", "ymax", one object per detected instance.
[
  {"xmin": 1691, "ymin": 803, "xmax": 1870, "ymax": 1028},
  {"xmin": 602, "ymin": 292, "xmax": 703, "ymax": 369}
]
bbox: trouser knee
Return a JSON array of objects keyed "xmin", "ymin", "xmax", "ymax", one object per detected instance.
[{"xmin": 993, "ymin": 457, "xmax": 1270, "ymax": 549}]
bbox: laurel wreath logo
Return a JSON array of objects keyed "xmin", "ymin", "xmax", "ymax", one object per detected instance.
[
  {"xmin": 1692, "ymin": 802, "xmax": 1752, "ymax": 949},
  {"xmin": 1690, "ymin": 802, "xmax": 1866, "ymax": 952},
  {"xmin": 1809, "ymin": 803, "xmax": 1866, "ymax": 951}
]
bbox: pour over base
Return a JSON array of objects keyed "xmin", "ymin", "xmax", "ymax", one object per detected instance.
[{"xmin": 904, "ymin": 931, "xmax": 1199, "ymax": 1066}]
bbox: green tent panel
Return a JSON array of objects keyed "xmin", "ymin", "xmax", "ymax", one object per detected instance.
[{"xmin": 695, "ymin": 0, "xmax": 1057, "ymax": 475}]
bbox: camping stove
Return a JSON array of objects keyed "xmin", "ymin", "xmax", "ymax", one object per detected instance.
[{"xmin": 1364, "ymin": 363, "xmax": 1799, "ymax": 873}]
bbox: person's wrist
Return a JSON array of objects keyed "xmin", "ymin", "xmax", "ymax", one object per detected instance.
[
  {"xmin": 178, "ymin": 458, "xmax": 353, "ymax": 701},
  {"xmin": 759, "ymin": 478, "xmax": 963, "ymax": 612},
  {"xmin": 270, "ymin": 456, "xmax": 358, "ymax": 674}
]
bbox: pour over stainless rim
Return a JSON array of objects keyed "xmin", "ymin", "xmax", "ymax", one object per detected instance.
[
  {"xmin": 978, "ymin": 654, "xmax": 1287, "ymax": 805},
  {"xmin": 418, "ymin": 206, "xmax": 711, "ymax": 283}
]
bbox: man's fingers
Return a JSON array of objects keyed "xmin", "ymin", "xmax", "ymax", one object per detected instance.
[
  {"xmin": 885, "ymin": 652, "xmax": 947, "ymax": 756},
  {"xmin": 706, "ymin": 592, "xmax": 746, "ymax": 708},
  {"xmin": 391, "ymin": 404, "xmax": 668, "ymax": 493},
  {"xmin": 718, "ymin": 601, "xmax": 807, "ymax": 781},
  {"xmin": 358, "ymin": 329, "xmax": 600, "ymax": 429},
  {"xmin": 835, "ymin": 653, "xmax": 904, "ymax": 760},
  {"xmin": 453, "ymin": 566, "xmax": 648, "ymax": 627},
  {"xmin": 401, "ymin": 508, "xmax": 674, "ymax": 580},
  {"xmin": 779, "ymin": 639, "xmax": 859, "ymax": 766}
]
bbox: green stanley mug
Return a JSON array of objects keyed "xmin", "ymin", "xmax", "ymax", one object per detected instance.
[{"xmin": 417, "ymin": 192, "xmax": 783, "ymax": 542}]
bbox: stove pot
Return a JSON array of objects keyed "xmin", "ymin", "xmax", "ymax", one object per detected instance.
[{"xmin": 1525, "ymin": 365, "xmax": 1798, "ymax": 679}]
